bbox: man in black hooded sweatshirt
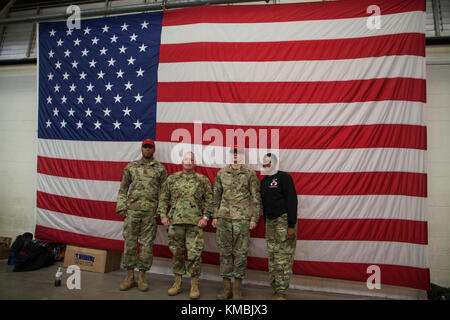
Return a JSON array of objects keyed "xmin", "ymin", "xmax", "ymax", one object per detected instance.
[{"xmin": 260, "ymin": 153, "xmax": 298, "ymax": 300}]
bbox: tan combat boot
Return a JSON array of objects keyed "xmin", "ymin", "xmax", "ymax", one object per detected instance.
[
  {"xmin": 232, "ymin": 278, "xmax": 243, "ymax": 300},
  {"xmin": 216, "ymin": 278, "xmax": 233, "ymax": 300},
  {"xmin": 119, "ymin": 269, "xmax": 136, "ymax": 291},
  {"xmin": 190, "ymin": 277, "xmax": 200, "ymax": 300},
  {"xmin": 137, "ymin": 270, "xmax": 149, "ymax": 292},
  {"xmin": 269, "ymin": 292, "xmax": 287, "ymax": 300},
  {"xmin": 168, "ymin": 275, "xmax": 183, "ymax": 296}
]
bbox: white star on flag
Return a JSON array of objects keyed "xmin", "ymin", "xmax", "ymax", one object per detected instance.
[
  {"xmin": 95, "ymin": 95, "xmax": 103, "ymax": 104},
  {"xmin": 122, "ymin": 107, "xmax": 132, "ymax": 116},
  {"xmin": 124, "ymin": 81, "xmax": 133, "ymax": 90},
  {"xmin": 134, "ymin": 93, "xmax": 143, "ymax": 102},
  {"xmin": 93, "ymin": 120, "xmax": 102, "ymax": 129},
  {"xmin": 133, "ymin": 120, "xmax": 142, "ymax": 129},
  {"xmin": 86, "ymin": 83, "xmax": 94, "ymax": 92},
  {"xmin": 113, "ymin": 120, "xmax": 121, "ymax": 129},
  {"xmin": 119, "ymin": 45, "xmax": 127, "ymax": 54},
  {"xmin": 113, "ymin": 94, "xmax": 122, "ymax": 103},
  {"xmin": 85, "ymin": 108, "xmax": 93, "ymax": 117},
  {"xmin": 116, "ymin": 69, "xmax": 124, "ymax": 78},
  {"xmin": 127, "ymin": 56, "xmax": 136, "ymax": 65},
  {"xmin": 103, "ymin": 108, "xmax": 112, "ymax": 117},
  {"xmin": 105, "ymin": 82, "xmax": 113, "ymax": 91},
  {"xmin": 136, "ymin": 68, "xmax": 145, "ymax": 77},
  {"xmin": 139, "ymin": 44, "xmax": 147, "ymax": 52}
]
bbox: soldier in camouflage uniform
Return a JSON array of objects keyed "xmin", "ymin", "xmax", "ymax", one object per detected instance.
[
  {"xmin": 116, "ymin": 139, "xmax": 168, "ymax": 292},
  {"xmin": 157, "ymin": 152, "xmax": 213, "ymax": 299},
  {"xmin": 260, "ymin": 153, "xmax": 298, "ymax": 300},
  {"xmin": 212, "ymin": 146, "xmax": 262, "ymax": 300}
]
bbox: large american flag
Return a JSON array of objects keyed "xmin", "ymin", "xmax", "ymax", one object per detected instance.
[{"xmin": 36, "ymin": 0, "xmax": 429, "ymax": 291}]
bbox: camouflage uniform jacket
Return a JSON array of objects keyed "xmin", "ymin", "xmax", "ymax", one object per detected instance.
[
  {"xmin": 157, "ymin": 171, "xmax": 214, "ymax": 225},
  {"xmin": 213, "ymin": 165, "xmax": 262, "ymax": 223},
  {"xmin": 116, "ymin": 158, "xmax": 168, "ymax": 213}
]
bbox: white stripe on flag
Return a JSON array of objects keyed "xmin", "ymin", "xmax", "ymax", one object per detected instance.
[
  {"xmin": 158, "ymin": 56, "xmax": 425, "ymax": 82},
  {"xmin": 37, "ymin": 140, "xmax": 426, "ymax": 174},
  {"xmin": 156, "ymin": 101, "xmax": 426, "ymax": 127},
  {"xmin": 156, "ymin": 142, "xmax": 426, "ymax": 173},
  {"xmin": 37, "ymin": 173, "xmax": 120, "ymax": 202},
  {"xmin": 38, "ymin": 139, "xmax": 141, "ymax": 162},
  {"xmin": 300, "ymin": 195, "xmax": 427, "ymax": 221},
  {"xmin": 36, "ymin": 208, "xmax": 123, "ymax": 241},
  {"xmin": 161, "ymin": 11, "xmax": 425, "ymax": 44}
]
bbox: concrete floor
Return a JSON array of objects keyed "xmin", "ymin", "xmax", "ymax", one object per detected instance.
[{"xmin": 0, "ymin": 259, "xmax": 375, "ymax": 300}]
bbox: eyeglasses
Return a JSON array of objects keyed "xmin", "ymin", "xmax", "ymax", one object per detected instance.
[
  {"xmin": 142, "ymin": 145, "xmax": 154, "ymax": 149},
  {"xmin": 262, "ymin": 161, "xmax": 272, "ymax": 168}
]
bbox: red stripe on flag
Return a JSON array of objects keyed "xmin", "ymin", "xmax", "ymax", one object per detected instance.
[
  {"xmin": 293, "ymin": 260, "xmax": 430, "ymax": 291},
  {"xmin": 159, "ymin": 34, "xmax": 425, "ymax": 63},
  {"xmin": 156, "ymin": 123, "xmax": 427, "ymax": 150},
  {"xmin": 162, "ymin": 163, "xmax": 427, "ymax": 197},
  {"xmin": 37, "ymin": 156, "xmax": 127, "ymax": 181},
  {"xmin": 37, "ymin": 191, "xmax": 122, "ymax": 222},
  {"xmin": 297, "ymin": 219, "xmax": 428, "ymax": 244},
  {"xmin": 157, "ymin": 79, "xmax": 426, "ymax": 104},
  {"xmin": 35, "ymin": 225, "xmax": 124, "ymax": 251},
  {"xmin": 162, "ymin": 0, "xmax": 425, "ymax": 26},
  {"xmin": 36, "ymin": 157, "xmax": 427, "ymax": 197},
  {"xmin": 246, "ymin": 217, "xmax": 427, "ymax": 244}
]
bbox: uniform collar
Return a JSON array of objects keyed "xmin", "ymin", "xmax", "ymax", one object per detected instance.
[
  {"xmin": 225, "ymin": 164, "xmax": 246, "ymax": 173},
  {"xmin": 181, "ymin": 170, "xmax": 196, "ymax": 176},
  {"xmin": 137, "ymin": 158, "xmax": 156, "ymax": 166}
]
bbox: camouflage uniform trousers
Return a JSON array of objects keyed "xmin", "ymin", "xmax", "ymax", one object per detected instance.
[
  {"xmin": 216, "ymin": 218, "xmax": 250, "ymax": 279},
  {"xmin": 265, "ymin": 213, "xmax": 297, "ymax": 294},
  {"xmin": 168, "ymin": 224, "xmax": 204, "ymax": 277},
  {"xmin": 122, "ymin": 210, "xmax": 158, "ymax": 271}
]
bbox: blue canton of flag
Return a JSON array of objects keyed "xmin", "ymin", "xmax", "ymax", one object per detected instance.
[{"xmin": 38, "ymin": 12, "xmax": 163, "ymax": 141}]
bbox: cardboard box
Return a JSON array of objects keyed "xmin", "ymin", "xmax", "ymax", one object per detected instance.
[
  {"xmin": 63, "ymin": 245, "xmax": 122, "ymax": 273},
  {"xmin": 0, "ymin": 236, "xmax": 12, "ymax": 259}
]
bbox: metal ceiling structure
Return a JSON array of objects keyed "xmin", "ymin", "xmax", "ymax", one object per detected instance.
[{"xmin": 0, "ymin": 0, "xmax": 449, "ymax": 63}]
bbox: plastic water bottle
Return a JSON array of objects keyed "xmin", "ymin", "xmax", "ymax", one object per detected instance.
[
  {"xmin": 54, "ymin": 267, "xmax": 63, "ymax": 287},
  {"xmin": 6, "ymin": 251, "xmax": 15, "ymax": 271}
]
